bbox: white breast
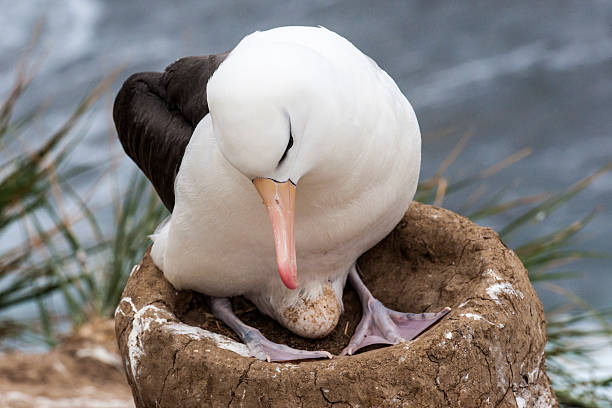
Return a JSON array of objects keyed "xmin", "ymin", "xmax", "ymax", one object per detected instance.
[{"xmin": 153, "ymin": 120, "xmax": 418, "ymax": 299}]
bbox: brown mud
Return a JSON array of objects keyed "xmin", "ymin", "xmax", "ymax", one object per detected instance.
[{"xmin": 116, "ymin": 202, "xmax": 558, "ymax": 407}]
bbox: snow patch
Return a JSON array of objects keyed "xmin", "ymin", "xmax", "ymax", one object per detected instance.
[{"xmin": 445, "ymin": 331, "xmax": 453, "ymax": 339}]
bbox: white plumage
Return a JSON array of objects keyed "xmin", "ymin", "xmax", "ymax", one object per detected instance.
[{"xmin": 150, "ymin": 26, "xmax": 421, "ymax": 339}]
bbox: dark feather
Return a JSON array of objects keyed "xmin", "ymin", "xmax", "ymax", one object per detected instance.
[{"xmin": 113, "ymin": 53, "xmax": 228, "ymax": 211}]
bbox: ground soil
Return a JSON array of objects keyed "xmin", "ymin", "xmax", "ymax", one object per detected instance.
[
  {"xmin": 115, "ymin": 202, "xmax": 559, "ymax": 407},
  {"xmin": 0, "ymin": 318, "xmax": 134, "ymax": 408}
]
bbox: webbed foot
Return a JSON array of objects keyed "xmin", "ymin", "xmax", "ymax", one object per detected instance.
[
  {"xmin": 210, "ymin": 297, "xmax": 332, "ymax": 362},
  {"xmin": 243, "ymin": 327, "xmax": 332, "ymax": 362},
  {"xmin": 341, "ymin": 265, "xmax": 450, "ymax": 356}
]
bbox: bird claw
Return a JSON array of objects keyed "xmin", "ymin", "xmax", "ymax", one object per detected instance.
[
  {"xmin": 244, "ymin": 328, "xmax": 332, "ymax": 362},
  {"xmin": 209, "ymin": 297, "xmax": 332, "ymax": 363},
  {"xmin": 341, "ymin": 300, "xmax": 450, "ymax": 356},
  {"xmin": 340, "ymin": 265, "xmax": 450, "ymax": 356}
]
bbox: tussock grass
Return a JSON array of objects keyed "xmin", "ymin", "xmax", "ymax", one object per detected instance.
[{"xmin": 0, "ymin": 33, "xmax": 167, "ymax": 345}]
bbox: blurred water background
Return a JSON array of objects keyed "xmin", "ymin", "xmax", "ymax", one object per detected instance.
[{"xmin": 1, "ymin": 1, "xmax": 610, "ymax": 319}]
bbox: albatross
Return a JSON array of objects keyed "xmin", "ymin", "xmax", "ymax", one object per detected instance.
[{"xmin": 114, "ymin": 26, "xmax": 449, "ymax": 362}]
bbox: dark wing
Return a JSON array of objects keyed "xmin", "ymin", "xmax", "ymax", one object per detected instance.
[{"xmin": 113, "ymin": 53, "xmax": 229, "ymax": 211}]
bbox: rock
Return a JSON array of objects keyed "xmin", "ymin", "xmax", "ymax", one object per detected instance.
[{"xmin": 115, "ymin": 202, "xmax": 558, "ymax": 407}]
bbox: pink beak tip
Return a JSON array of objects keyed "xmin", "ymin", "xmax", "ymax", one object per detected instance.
[
  {"xmin": 284, "ymin": 280, "xmax": 298, "ymax": 290},
  {"xmin": 278, "ymin": 263, "xmax": 299, "ymax": 290}
]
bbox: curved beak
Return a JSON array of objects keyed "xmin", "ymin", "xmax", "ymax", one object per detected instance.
[{"xmin": 253, "ymin": 178, "xmax": 298, "ymax": 290}]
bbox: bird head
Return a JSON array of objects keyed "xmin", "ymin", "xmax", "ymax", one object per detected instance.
[{"xmin": 206, "ymin": 37, "xmax": 336, "ymax": 290}]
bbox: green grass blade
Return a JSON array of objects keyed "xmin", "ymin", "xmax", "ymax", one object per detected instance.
[{"xmin": 499, "ymin": 163, "xmax": 612, "ymax": 239}]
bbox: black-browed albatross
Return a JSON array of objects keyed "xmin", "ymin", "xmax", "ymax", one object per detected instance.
[{"xmin": 114, "ymin": 26, "xmax": 449, "ymax": 362}]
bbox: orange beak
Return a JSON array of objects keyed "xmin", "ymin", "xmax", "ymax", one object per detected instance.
[{"xmin": 253, "ymin": 178, "xmax": 298, "ymax": 290}]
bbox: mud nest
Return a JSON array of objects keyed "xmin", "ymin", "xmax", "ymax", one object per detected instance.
[{"xmin": 115, "ymin": 202, "xmax": 557, "ymax": 407}]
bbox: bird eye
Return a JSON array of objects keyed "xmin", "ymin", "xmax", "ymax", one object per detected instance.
[{"xmin": 277, "ymin": 132, "xmax": 293, "ymax": 166}]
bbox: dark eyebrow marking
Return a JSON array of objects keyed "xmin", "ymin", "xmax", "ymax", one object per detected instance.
[{"xmin": 277, "ymin": 125, "xmax": 294, "ymax": 166}]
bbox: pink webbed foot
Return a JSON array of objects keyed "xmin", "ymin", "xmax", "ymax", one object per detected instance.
[
  {"xmin": 209, "ymin": 297, "xmax": 332, "ymax": 362},
  {"xmin": 341, "ymin": 265, "xmax": 450, "ymax": 356},
  {"xmin": 242, "ymin": 327, "xmax": 332, "ymax": 362}
]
